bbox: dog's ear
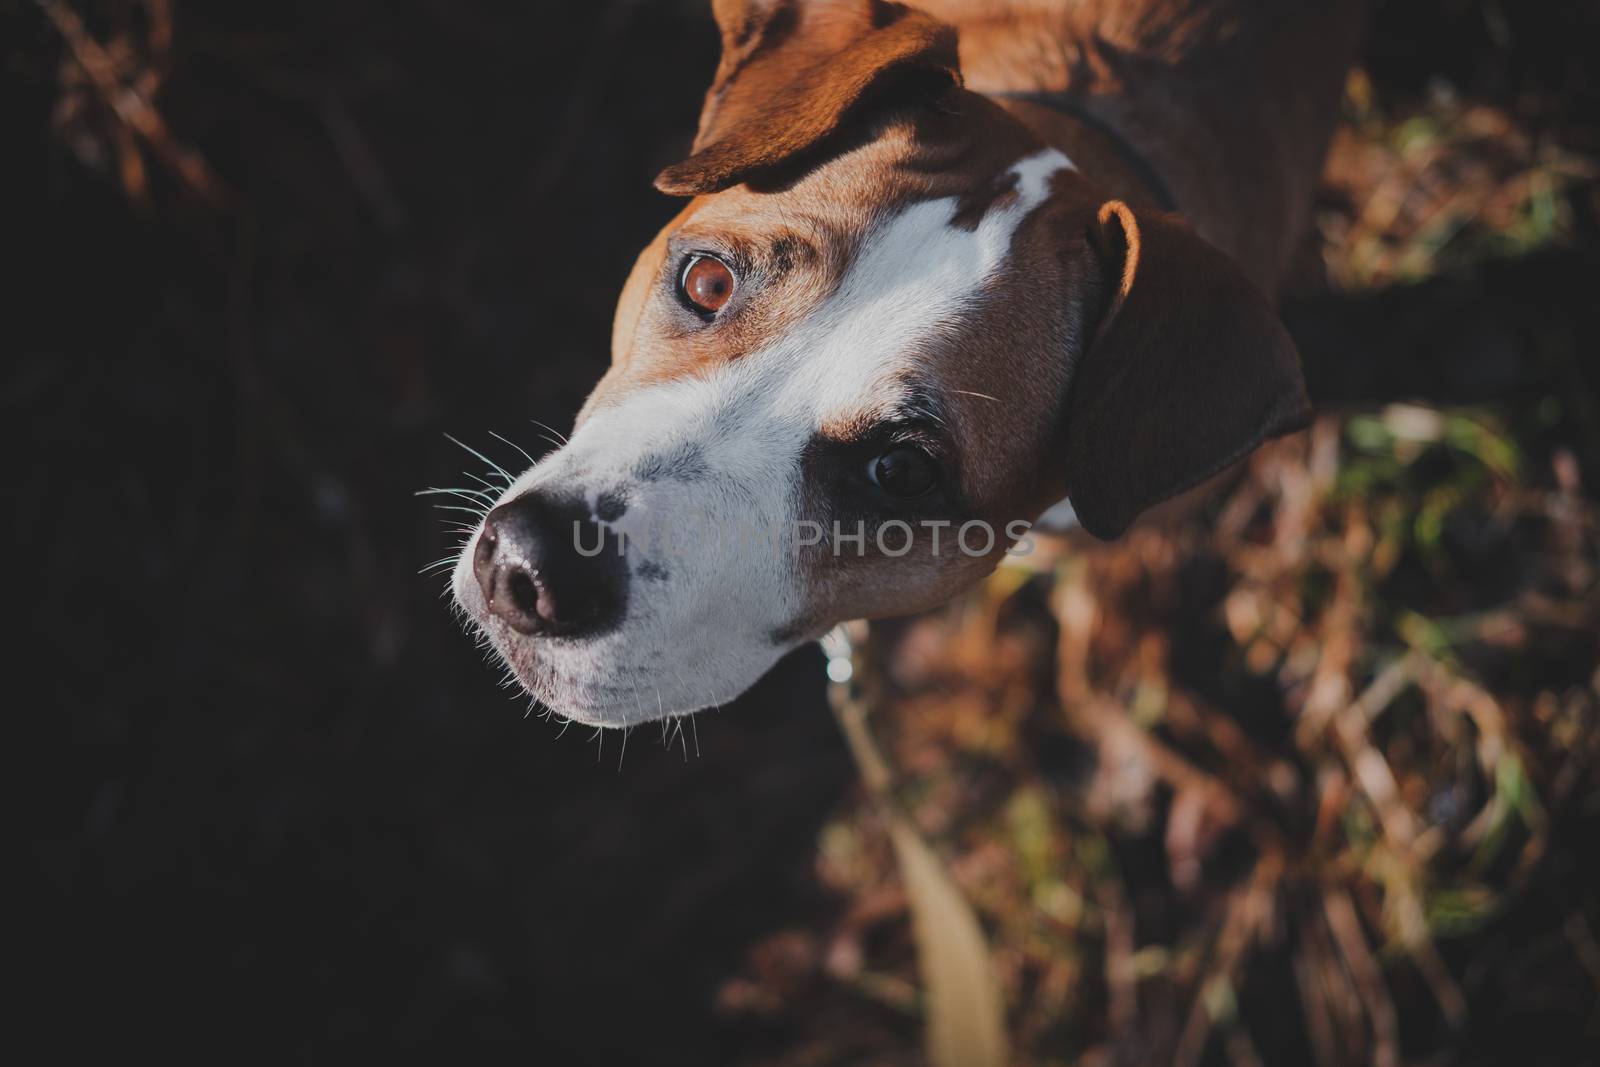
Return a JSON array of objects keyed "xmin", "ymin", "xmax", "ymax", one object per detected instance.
[
  {"xmin": 655, "ymin": 0, "xmax": 960, "ymax": 196},
  {"xmin": 1060, "ymin": 200, "xmax": 1310, "ymax": 539}
]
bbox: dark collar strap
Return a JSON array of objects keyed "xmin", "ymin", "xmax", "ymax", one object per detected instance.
[{"xmin": 989, "ymin": 90, "xmax": 1179, "ymax": 214}]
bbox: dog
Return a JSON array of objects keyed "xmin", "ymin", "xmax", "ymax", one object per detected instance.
[{"xmin": 450, "ymin": 0, "xmax": 1366, "ymax": 725}]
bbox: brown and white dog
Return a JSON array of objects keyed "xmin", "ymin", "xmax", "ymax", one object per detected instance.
[{"xmin": 451, "ymin": 0, "xmax": 1366, "ymax": 725}]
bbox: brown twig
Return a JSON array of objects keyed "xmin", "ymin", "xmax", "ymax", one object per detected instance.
[
  {"xmin": 1173, "ymin": 856, "xmax": 1281, "ymax": 1067},
  {"xmin": 36, "ymin": 0, "xmax": 232, "ymax": 207},
  {"xmin": 1324, "ymin": 889, "xmax": 1400, "ymax": 1067}
]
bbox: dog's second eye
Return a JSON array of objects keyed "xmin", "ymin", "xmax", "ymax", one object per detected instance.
[
  {"xmin": 679, "ymin": 254, "xmax": 735, "ymax": 315},
  {"xmin": 868, "ymin": 446, "xmax": 940, "ymax": 498}
]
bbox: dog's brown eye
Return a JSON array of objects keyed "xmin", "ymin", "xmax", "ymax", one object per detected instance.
[
  {"xmin": 679, "ymin": 254, "xmax": 735, "ymax": 314},
  {"xmin": 868, "ymin": 446, "xmax": 940, "ymax": 498}
]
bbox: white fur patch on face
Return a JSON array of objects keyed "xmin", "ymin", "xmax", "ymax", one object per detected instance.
[
  {"xmin": 771, "ymin": 148, "xmax": 1075, "ymax": 426},
  {"xmin": 452, "ymin": 149, "xmax": 1075, "ymax": 726}
]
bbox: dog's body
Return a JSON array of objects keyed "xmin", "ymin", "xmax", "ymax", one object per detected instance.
[
  {"xmin": 928, "ymin": 0, "xmax": 1363, "ymax": 292},
  {"xmin": 451, "ymin": 0, "xmax": 1366, "ymax": 725}
]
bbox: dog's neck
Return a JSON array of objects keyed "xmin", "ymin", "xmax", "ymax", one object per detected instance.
[{"xmin": 922, "ymin": 0, "xmax": 1364, "ymax": 290}]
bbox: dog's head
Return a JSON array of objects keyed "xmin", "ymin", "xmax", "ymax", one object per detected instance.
[{"xmin": 450, "ymin": 0, "xmax": 1308, "ymax": 725}]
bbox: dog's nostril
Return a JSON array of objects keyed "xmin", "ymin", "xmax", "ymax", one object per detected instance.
[{"xmin": 507, "ymin": 569, "xmax": 541, "ymax": 618}]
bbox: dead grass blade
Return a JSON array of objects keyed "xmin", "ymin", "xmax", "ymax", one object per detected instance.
[{"xmin": 826, "ymin": 625, "xmax": 1008, "ymax": 1067}]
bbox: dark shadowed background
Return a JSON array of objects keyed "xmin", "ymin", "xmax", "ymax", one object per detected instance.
[{"xmin": 10, "ymin": 0, "xmax": 1598, "ymax": 1064}]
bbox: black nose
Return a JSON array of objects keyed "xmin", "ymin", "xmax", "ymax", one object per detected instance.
[{"xmin": 472, "ymin": 492, "xmax": 627, "ymax": 637}]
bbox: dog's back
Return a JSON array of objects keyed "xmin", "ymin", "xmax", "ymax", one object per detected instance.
[{"xmin": 920, "ymin": 0, "xmax": 1366, "ymax": 288}]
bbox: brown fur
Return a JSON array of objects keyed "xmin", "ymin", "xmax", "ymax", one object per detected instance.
[{"xmin": 919, "ymin": 0, "xmax": 1366, "ymax": 288}]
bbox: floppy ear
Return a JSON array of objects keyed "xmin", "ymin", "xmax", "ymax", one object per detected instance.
[
  {"xmin": 655, "ymin": 0, "xmax": 960, "ymax": 196},
  {"xmin": 1061, "ymin": 201, "xmax": 1311, "ymax": 539}
]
